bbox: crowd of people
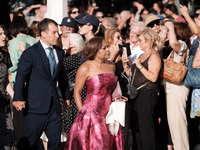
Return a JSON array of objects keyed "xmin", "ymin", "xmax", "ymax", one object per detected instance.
[{"xmin": 1, "ymin": 0, "xmax": 200, "ymax": 150}]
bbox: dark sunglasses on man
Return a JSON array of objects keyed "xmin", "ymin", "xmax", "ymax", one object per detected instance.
[
  {"xmin": 71, "ymin": 10, "xmax": 80, "ymax": 14},
  {"xmin": 147, "ymin": 20, "xmax": 160, "ymax": 28}
]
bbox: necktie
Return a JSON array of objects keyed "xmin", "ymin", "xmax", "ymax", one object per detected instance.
[{"xmin": 47, "ymin": 47, "xmax": 56, "ymax": 77}]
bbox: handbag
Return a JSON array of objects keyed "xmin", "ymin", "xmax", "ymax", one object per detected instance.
[
  {"xmin": 160, "ymin": 50, "xmax": 188, "ymax": 84},
  {"xmin": 183, "ymin": 56, "xmax": 200, "ymax": 87},
  {"xmin": 127, "ymin": 83, "xmax": 138, "ymax": 99},
  {"xmin": 126, "ymin": 69, "xmax": 149, "ymax": 99}
]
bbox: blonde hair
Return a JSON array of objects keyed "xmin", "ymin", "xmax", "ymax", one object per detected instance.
[
  {"xmin": 104, "ymin": 28, "xmax": 120, "ymax": 46},
  {"xmin": 139, "ymin": 28, "xmax": 163, "ymax": 51}
]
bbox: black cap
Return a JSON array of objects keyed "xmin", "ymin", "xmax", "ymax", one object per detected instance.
[
  {"xmin": 75, "ymin": 15, "xmax": 100, "ymax": 27},
  {"xmin": 60, "ymin": 17, "xmax": 77, "ymax": 28}
]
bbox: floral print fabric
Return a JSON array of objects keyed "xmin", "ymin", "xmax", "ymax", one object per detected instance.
[{"xmin": 64, "ymin": 73, "xmax": 123, "ymax": 150}]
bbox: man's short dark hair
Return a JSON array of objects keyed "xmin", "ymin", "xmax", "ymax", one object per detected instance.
[
  {"xmin": 38, "ymin": 18, "xmax": 58, "ymax": 36},
  {"xmin": 166, "ymin": 4, "xmax": 178, "ymax": 15},
  {"xmin": 9, "ymin": 16, "xmax": 28, "ymax": 37},
  {"xmin": 134, "ymin": 0, "xmax": 143, "ymax": 4}
]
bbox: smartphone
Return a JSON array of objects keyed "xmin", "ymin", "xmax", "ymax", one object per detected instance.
[
  {"xmin": 123, "ymin": 47, "xmax": 127, "ymax": 57},
  {"xmin": 124, "ymin": 43, "xmax": 131, "ymax": 56},
  {"xmin": 119, "ymin": 43, "xmax": 131, "ymax": 57}
]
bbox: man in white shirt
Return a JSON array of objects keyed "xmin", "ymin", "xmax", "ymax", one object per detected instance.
[{"xmin": 129, "ymin": 21, "xmax": 145, "ymax": 64}]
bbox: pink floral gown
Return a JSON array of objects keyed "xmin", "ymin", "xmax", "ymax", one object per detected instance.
[{"xmin": 64, "ymin": 73, "xmax": 123, "ymax": 150}]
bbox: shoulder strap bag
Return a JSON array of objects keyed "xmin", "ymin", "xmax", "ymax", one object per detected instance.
[{"xmin": 160, "ymin": 50, "xmax": 188, "ymax": 84}]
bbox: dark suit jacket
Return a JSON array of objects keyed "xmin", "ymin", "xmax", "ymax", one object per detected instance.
[{"xmin": 13, "ymin": 41, "xmax": 70, "ymax": 114}]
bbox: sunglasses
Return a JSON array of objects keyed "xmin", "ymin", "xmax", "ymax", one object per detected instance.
[
  {"xmin": 71, "ymin": 10, "xmax": 80, "ymax": 14},
  {"xmin": 97, "ymin": 16, "xmax": 104, "ymax": 19},
  {"xmin": 147, "ymin": 20, "xmax": 160, "ymax": 28},
  {"xmin": 115, "ymin": 35, "xmax": 121, "ymax": 40}
]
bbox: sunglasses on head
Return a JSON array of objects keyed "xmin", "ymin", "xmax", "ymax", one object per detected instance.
[
  {"xmin": 71, "ymin": 10, "xmax": 80, "ymax": 14},
  {"xmin": 147, "ymin": 20, "xmax": 160, "ymax": 28}
]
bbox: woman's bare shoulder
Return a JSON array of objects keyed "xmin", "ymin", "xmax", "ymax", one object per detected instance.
[
  {"xmin": 150, "ymin": 52, "xmax": 161, "ymax": 60},
  {"xmin": 149, "ymin": 52, "xmax": 161, "ymax": 65},
  {"xmin": 77, "ymin": 61, "xmax": 91, "ymax": 75}
]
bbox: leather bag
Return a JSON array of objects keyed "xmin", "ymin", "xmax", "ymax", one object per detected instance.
[
  {"xmin": 127, "ymin": 83, "xmax": 138, "ymax": 99},
  {"xmin": 183, "ymin": 56, "xmax": 200, "ymax": 87},
  {"xmin": 160, "ymin": 50, "xmax": 188, "ymax": 84}
]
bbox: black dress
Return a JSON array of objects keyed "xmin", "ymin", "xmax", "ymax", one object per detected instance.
[
  {"xmin": 130, "ymin": 54, "xmax": 159, "ymax": 150},
  {"xmin": 62, "ymin": 51, "xmax": 86, "ymax": 133},
  {"xmin": 0, "ymin": 49, "xmax": 16, "ymax": 150}
]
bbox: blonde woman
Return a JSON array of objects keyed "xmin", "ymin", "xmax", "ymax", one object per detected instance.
[
  {"xmin": 122, "ymin": 28, "xmax": 163, "ymax": 150},
  {"xmin": 104, "ymin": 28, "xmax": 123, "ymax": 63}
]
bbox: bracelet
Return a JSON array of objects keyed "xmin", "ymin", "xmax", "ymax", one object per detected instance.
[{"xmin": 139, "ymin": 66, "xmax": 143, "ymax": 70}]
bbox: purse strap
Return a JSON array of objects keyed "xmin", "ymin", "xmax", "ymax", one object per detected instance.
[
  {"xmin": 131, "ymin": 69, "xmax": 136, "ymax": 84},
  {"xmin": 137, "ymin": 82, "xmax": 150, "ymax": 90},
  {"xmin": 129, "ymin": 68, "xmax": 150, "ymax": 90},
  {"xmin": 169, "ymin": 50, "xmax": 187, "ymax": 64}
]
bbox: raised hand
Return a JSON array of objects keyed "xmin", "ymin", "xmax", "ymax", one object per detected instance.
[{"xmin": 179, "ymin": 4, "xmax": 188, "ymax": 17}]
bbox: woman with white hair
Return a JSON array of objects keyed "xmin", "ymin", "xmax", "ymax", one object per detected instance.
[
  {"xmin": 64, "ymin": 33, "xmax": 85, "ymax": 55},
  {"xmin": 62, "ymin": 33, "xmax": 86, "ymax": 143}
]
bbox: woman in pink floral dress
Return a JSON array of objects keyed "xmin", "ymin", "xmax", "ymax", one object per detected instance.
[{"xmin": 64, "ymin": 36, "xmax": 123, "ymax": 150}]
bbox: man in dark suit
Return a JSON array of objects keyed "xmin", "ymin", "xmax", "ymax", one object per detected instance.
[{"xmin": 13, "ymin": 18, "xmax": 70, "ymax": 150}]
